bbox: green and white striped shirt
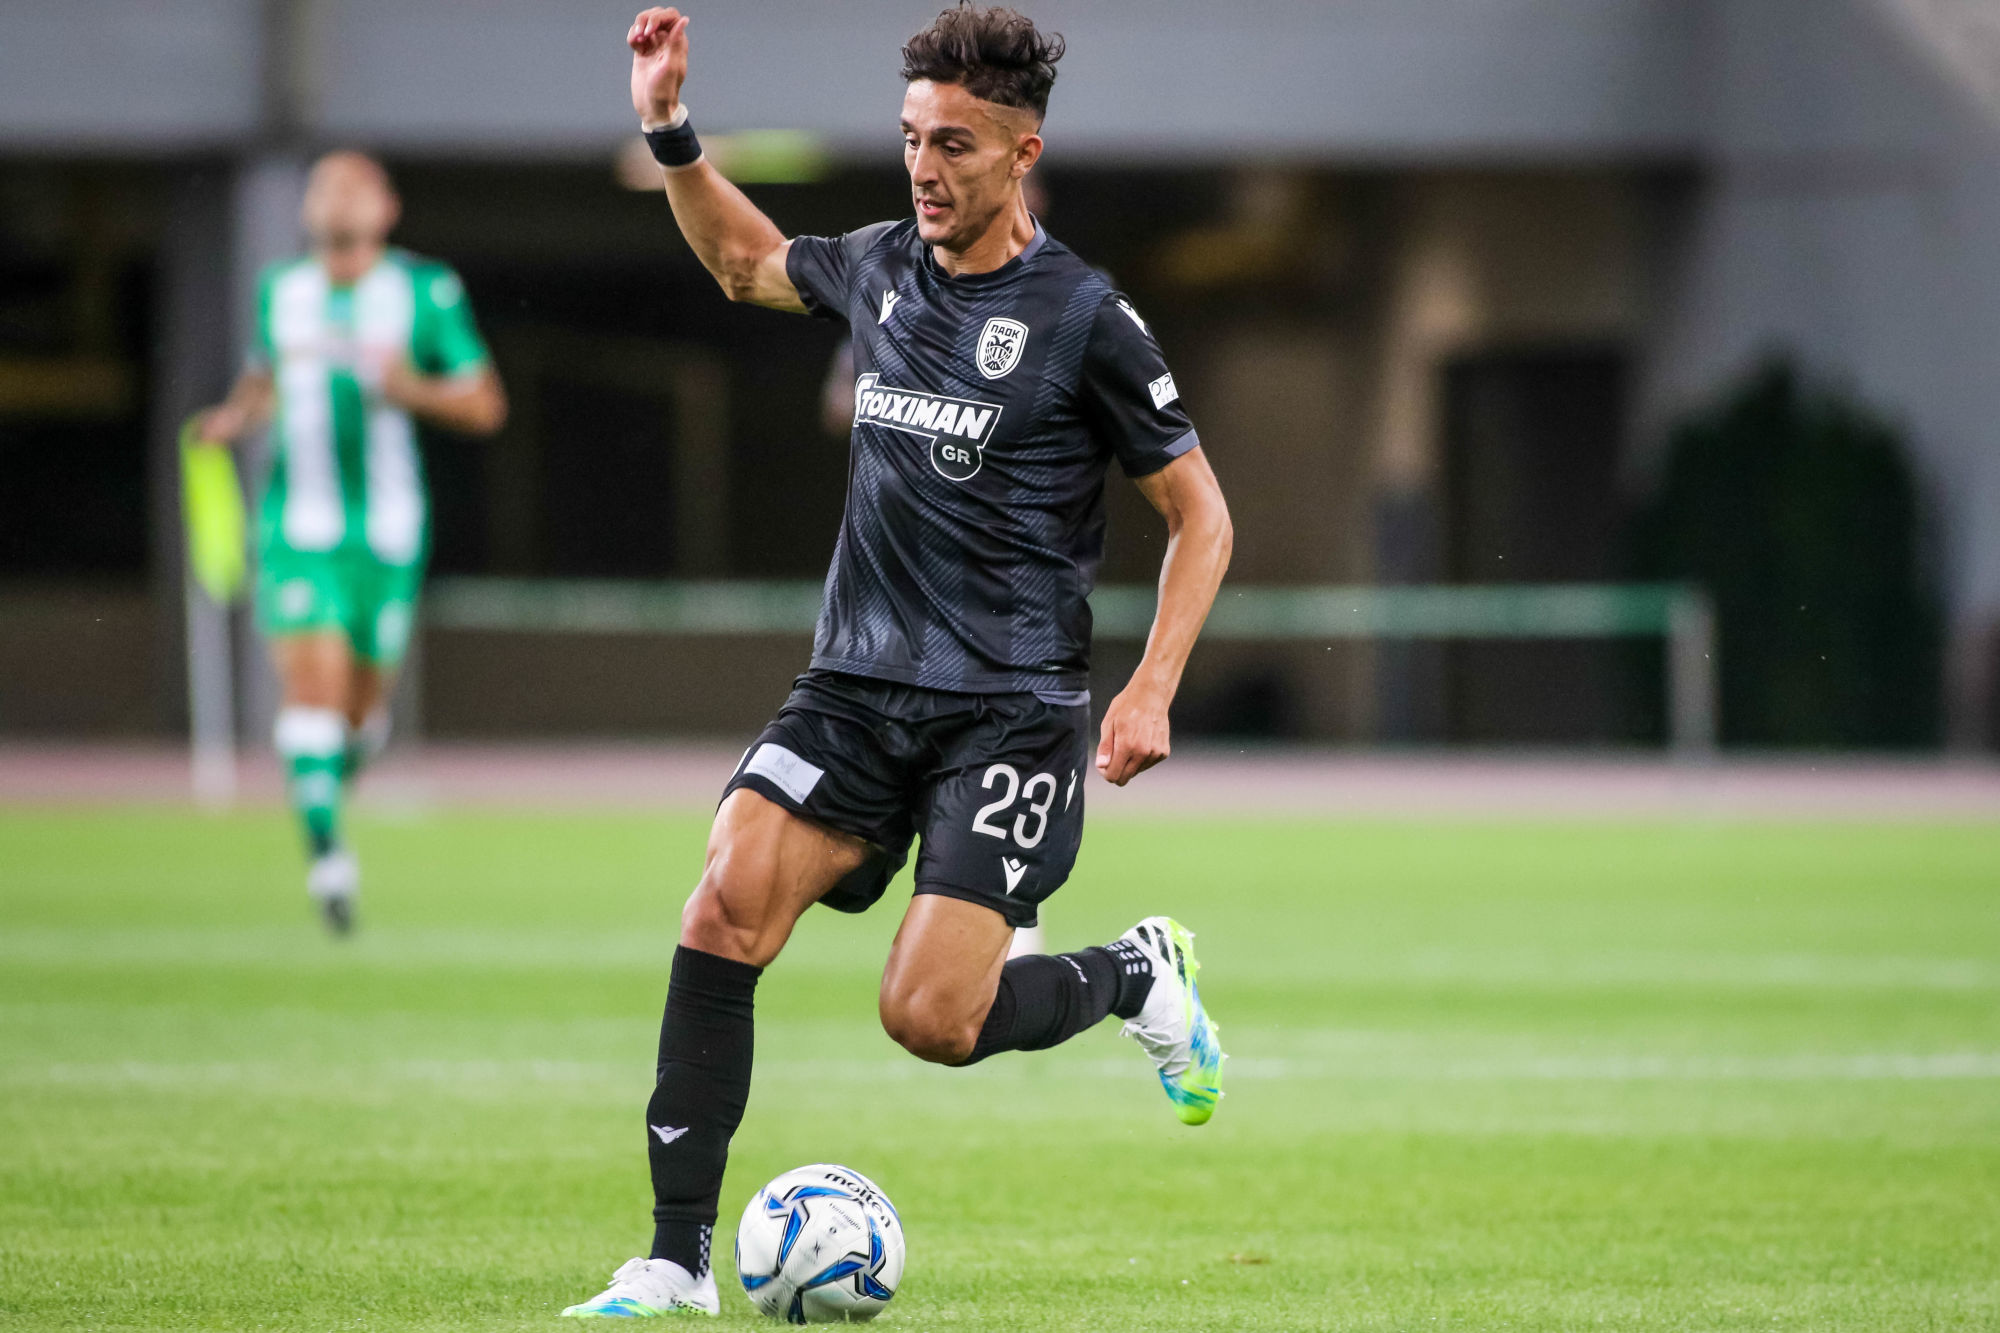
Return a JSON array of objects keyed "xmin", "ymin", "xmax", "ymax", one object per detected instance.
[{"xmin": 252, "ymin": 248, "xmax": 490, "ymax": 564}]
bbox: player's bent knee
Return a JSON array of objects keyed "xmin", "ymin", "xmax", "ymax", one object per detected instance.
[
  {"xmin": 881, "ymin": 1011, "xmax": 977, "ymax": 1065},
  {"xmin": 679, "ymin": 868, "xmax": 782, "ymax": 966},
  {"xmin": 878, "ymin": 990, "xmax": 980, "ymax": 1065}
]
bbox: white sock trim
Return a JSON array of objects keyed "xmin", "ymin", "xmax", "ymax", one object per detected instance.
[{"xmin": 274, "ymin": 706, "xmax": 347, "ymax": 758}]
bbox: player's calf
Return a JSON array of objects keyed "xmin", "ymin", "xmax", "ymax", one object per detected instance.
[
  {"xmin": 879, "ymin": 896, "xmax": 1156, "ymax": 1067},
  {"xmin": 275, "ymin": 705, "xmax": 347, "ymax": 857},
  {"xmin": 905, "ymin": 909, "xmax": 1227, "ymax": 1127},
  {"xmin": 947, "ymin": 942, "xmax": 1155, "ymax": 1065},
  {"xmin": 274, "ymin": 704, "xmax": 360, "ymax": 933},
  {"xmin": 643, "ymin": 944, "xmax": 760, "ymax": 1287},
  {"xmin": 634, "ymin": 792, "xmax": 875, "ymax": 1285}
]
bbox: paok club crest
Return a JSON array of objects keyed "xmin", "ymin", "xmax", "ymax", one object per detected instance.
[{"xmin": 976, "ymin": 317, "xmax": 1028, "ymax": 379}]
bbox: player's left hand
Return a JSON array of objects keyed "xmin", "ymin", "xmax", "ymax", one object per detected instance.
[{"xmin": 1096, "ymin": 681, "xmax": 1172, "ymax": 786}]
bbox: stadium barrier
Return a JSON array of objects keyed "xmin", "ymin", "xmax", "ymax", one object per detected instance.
[{"xmin": 421, "ymin": 579, "xmax": 1718, "ymax": 757}]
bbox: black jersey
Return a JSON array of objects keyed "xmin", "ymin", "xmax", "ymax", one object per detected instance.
[{"xmin": 786, "ymin": 219, "xmax": 1199, "ymax": 695}]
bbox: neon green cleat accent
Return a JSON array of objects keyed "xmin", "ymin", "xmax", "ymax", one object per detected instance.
[
  {"xmin": 1118, "ymin": 916, "xmax": 1225, "ymax": 1126},
  {"xmin": 560, "ymin": 1259, "xmax": 718, "ymax": 1318}
]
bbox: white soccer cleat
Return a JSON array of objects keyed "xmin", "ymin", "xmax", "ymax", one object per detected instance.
[
  {"xmin": 307, "ymin": 848, "xmax": 358, "ymax": 936},
  {"xmin": 560, "ymin": 1258, "xmax": 719, "ymax": 1318},
  {"xmin": 1117, "ymin": 916, "xmax": 1225, "ymax": 1125}
]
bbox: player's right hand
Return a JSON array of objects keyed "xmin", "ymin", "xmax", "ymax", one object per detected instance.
[
  {"xmin": 628, "ymin": 7, "xmax": 690, "ymax": 128},
  {"xmin": 1095, "ymin": 680, "xmax": 1173, "ymax": 787}
]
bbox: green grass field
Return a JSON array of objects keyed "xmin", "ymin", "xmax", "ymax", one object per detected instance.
[{"xmin": 3, "ymin": 806, "xmax": 1998, "ymax": 1330}]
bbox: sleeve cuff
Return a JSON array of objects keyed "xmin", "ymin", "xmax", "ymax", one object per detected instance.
[
  {"xmin": 783, "ymin": 243, "xmax": 834, "ymax": 320},
  {"xmin": 1122, "ymin": 427, "xmax": 1201, "ymax": 477}
]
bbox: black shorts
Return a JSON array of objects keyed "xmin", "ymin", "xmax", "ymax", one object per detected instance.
[{"xmin": 721, "ymin": 670, "xmax": 1090, "ymax": 928}]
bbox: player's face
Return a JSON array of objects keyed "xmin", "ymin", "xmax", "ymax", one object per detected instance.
[
  {"xmin": 301, "ymin": 154, "xmax": 400, "ymax": 252},
  {"xmin": 901, "ymin": 80, "xmax": 1036, "ymax": 251}
]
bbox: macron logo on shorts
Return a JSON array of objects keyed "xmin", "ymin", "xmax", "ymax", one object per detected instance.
[{"xmin": 745, "ymin": 743, "xmax": 824, "ymax": 805}]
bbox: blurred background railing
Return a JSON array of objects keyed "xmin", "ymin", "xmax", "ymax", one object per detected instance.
[{"xmin": 415, "ymin": 578, "xmax": 1717, "ymax": 756}]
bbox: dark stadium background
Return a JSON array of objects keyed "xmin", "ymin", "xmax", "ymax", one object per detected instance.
[{"xmin": 0, "ymin": 0, "xmax": 1994, "ymax": 753}]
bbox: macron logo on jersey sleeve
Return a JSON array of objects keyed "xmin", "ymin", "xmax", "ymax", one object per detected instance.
[{"xmin": 852, "ymin": 372, "xmax": 1005, "ymax": 482}]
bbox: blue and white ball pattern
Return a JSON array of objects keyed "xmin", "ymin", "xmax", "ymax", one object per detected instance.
[{"xmin": 735, "ymin": 1164, "xmax": 904, "ymax": 1323}]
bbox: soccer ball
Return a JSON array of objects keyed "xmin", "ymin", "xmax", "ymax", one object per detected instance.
[{"xmin": 734, "ymin": 1164, "xmax": 905, "ymax": 1323}]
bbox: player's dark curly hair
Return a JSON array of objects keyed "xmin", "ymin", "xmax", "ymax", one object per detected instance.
[{"xmin": 901, "ymin": 5, "xmax": 1065, "ymax": 121}]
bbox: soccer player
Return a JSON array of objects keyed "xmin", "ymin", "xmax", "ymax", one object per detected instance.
[
  {"xmin": 563, "ymin": 6, "xmax": 1233, "ymax": 1316},
  {"xmin": 194, "ymin": 152, "xmax": 507, "ymax": 933}
]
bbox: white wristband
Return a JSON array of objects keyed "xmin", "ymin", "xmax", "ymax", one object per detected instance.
[{"xmin": 640, "ymin": 102, "xmax": 689, "ymax": 133}]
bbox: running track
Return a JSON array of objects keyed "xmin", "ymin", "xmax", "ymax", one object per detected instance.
[{"xmin": 4, "ymin": 745, "xmax": 1998, "ymax": 820}]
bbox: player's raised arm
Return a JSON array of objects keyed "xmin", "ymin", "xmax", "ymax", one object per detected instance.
[{"xmin": 628, "ymin": 8, "xmax": 804, "ymax": 311}]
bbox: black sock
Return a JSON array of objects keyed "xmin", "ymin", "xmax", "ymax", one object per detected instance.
[
  {"xmin": 647, "ymin": 945, "xmax": 761, "ymax": 1276},
  {"xmin": 961, "ymin": 943, "xmax": 1151, "ymax": 1066},
  {"xmin": 1102, "ymin": 937, "xmax": 1155, "ymax": 1019}
]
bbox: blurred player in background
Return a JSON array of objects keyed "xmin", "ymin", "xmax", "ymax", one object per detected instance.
[
  {"xmin": 195, "ymin": 151, "xmax": 507, "ymax": 934},
  {"xmin": 564, "ymin": 5, "xmax": 1233, "ymax": 1316}
]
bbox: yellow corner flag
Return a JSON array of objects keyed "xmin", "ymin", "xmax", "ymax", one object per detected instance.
[{"xmin": 179, "ymin": 417, "xmax": 247, "ymax": 604}]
